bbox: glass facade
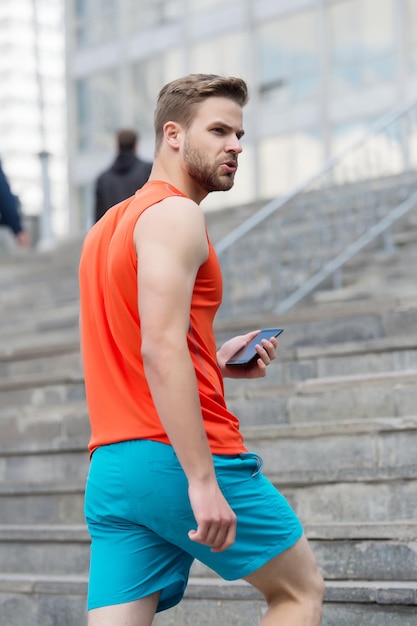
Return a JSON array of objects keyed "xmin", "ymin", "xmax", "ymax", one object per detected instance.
[
  {"xmin": 0, "ymin": 0, "xmax": 67, "ymax": 234},
  {"xmin": 67, "ymin": 0, "xmax": 417, "ymax": 230},
  {"xmin": 258, "ymin": 10, "xmax": 319, "ymax": 109},
  {"xmin": 188, "ymin": 0, "xmax": 228, "ymax": 11},
  {"xmin": 406, "ymin": 0, "xmax": 417, "ymax": 73},
  {"xmin": 75, "ymin": 0, "xmax": 118, "ymax": 46},
  {"xmin": 131, "ymin": 50, "xmax": 183, "ymax": 137},
  {"xmin": 190, "ymin": 31, "xmax": 247, "ymax": 77},
  {"xmin": 329, "ymin": 0, "xmax": 395, "ymax": 92},
  {"xmin": 259, "ymin": 130, "xmax": 323, "ymax": 198},
  {"xmin": 76, "ymin": 71, "xmax": 120, "ymax": 152},
  {"xmin": 126, "ymin": 0, "xmax": 182, "ymax": 31}
]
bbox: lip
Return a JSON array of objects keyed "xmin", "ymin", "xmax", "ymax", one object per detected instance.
[{"xmin": 221, "ymin": 161, "xmax": 237, "ymax": 173}]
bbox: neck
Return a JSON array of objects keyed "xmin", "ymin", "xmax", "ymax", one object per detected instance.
[{"xmin": 149, "ymin": 162, "xmax": 208, "ymax": 205}]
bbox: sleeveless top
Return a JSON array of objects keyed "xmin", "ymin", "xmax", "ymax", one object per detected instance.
[{"xmin": 79, "ymin": 180, "xmax": 247, "ymax": 455}]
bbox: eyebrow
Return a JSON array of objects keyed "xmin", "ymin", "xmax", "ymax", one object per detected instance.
[{"xmin": 211, "ymin": 121, "xmax": 245, "ymax": 138}]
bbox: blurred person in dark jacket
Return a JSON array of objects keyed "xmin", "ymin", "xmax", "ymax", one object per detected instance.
[
  {"xmin": 94, "ymin": 129, "xmax": 153, "ymax": 222},
  {"xmin": 0, "ymin": 160, "xmax": 29, "ymax": 247}
]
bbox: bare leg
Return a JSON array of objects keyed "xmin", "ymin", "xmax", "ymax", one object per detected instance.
[
  {"xmin": 88, "ymin": 591, "xmax": 160, "ymax": 626},
  {"xmin": 244, "ymin": 535, "xmax": 324, "ymax": 625}
]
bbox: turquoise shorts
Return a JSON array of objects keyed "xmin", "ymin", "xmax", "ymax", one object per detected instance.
[{"xmin": 84, "ymin": 439, "xmax": 303, "ymax": 613}]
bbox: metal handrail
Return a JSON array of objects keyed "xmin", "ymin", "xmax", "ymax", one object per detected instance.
[
  {"xmin": 216, "ymin": 94, "xmax": 417, "ymax": 256},
  {"xmin": 276, "ymin": 189, "xmax": 417, "ymax": 313},
  {"xmin": 215, "ymin": 95, "xmax": 417, "ymax": 317}
]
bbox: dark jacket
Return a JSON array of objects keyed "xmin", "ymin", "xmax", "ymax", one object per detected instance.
[
  {"xmin": 94, "ymin": 151, "xmax": 153, "ymax": 222},
  {"xmin": 0, "ymin": 161, "xmax": 23, "ymax": 235}
]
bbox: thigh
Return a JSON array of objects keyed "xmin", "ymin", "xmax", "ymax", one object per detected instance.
[
  {"xmin": 244, "ymin": 534, "xmax": 320, "ymax": 598},
  {"xmin": 88, "ymin": 594, "xmax": 159, "ymax": 626}
]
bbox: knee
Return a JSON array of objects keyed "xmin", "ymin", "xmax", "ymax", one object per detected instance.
[{"xmin": 272, "ymin": 564, "xmax": 324, "ymax": 616}]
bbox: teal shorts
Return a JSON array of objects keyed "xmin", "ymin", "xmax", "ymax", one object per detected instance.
[{"xmin": 84, "ymin": 439, "xmax": 303, "ymax": 613}]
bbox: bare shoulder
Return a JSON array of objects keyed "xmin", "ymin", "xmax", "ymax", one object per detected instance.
[{"xmin": 133, "ymin": 195, "xmax": 208, "ymax": 259}]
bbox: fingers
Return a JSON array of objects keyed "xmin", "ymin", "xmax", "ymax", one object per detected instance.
[
  {"xmin": 256, "ymin": 337, "xmax": 278, "ymax": 365},
  {"xmin": 188, "ymin": 514, "xmax": 237, "ymax": 552}
]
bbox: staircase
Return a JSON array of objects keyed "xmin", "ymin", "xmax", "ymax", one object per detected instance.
[
  {"xmin": 215, "ymin": 94, "xmax": 417, "ymax": 318},
  {"xmin": 0, "ymin": 196, "xmax": 416, "ymax": 625}
]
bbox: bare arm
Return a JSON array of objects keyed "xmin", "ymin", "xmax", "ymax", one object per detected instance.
[{"xmin": 134, "ymin": 196, "xmax": 236, "ymax": 552}]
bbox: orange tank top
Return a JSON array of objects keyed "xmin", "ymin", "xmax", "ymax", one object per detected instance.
[{"xmin": 79, "ymin": 180, "xmax": 247, "ymax": 455}]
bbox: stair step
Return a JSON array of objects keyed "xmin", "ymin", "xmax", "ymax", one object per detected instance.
[
  {"xmin": 0, "ymin": 401, "xmax": 89, "ymax": 453},
  {"xmin": 0, "ymin": 526, "xmax": 417, "ymax": 626},
  {"xmin": 0, "ymin": 449, "xmax": 89, "ymax": 485},
  {"xmin": 277, "ymin": 335, "xmax": 417, "ymax": 382},
  {"xmin": 0, "ymin": 328, "xmax": 79, "ymax": 359},
  {"xmin": 1, "ymin": 471, "xmax": 415, "ymax": 527},
  {"xmin": 2, "ymin": 407, "xmax": 417, "ymax": 487},
  {"xmin": 0, "ymin": 573, "xmax": 87, "ymax": 626},
  {"xmin": 282, "ymin": 479, "xmax": 417, "ymax": 525},
  {"xmin": 0, "ymin": 301, "xmax": 79, "ymax": 336},
  {"xmin": 216, "ymin": 295, "xmax": 417, "ymax": 350},
  {"xmin": 2, "ymin": 519, "xmax": 414, "ymax": 543},
  {"xmin": 227, "ymin": 369, "xmax": 417, "ymax": 425},
  {"xmin": 0, "ymin": 483, "xmax": 85, "ymax": 525},
  {"xmin": 2, "ymin": 330, "xmax": 417, "ymax": 383},
  {"xmin": 154, "ymin": 579, "xmax": 417, "ymax": 626},
  {"xmin": 0, "ymin": 352, "xmax": 81, "ymax": 381},
  {"xmin": 244, "ymin": 415, "xmax": 417, "ymax": 479},
  {"xmin": 1, "ymin": 573, "xmax": 415, "ymax": 626},
  {"xmin": 0, "ymin": 373, "xmax": 85, "ymax": 411},
  {"xmin": 0, "ymin": 524, "xmax": 415, "ymax": 582},
  {"xmin": 1, "ymin": 366, "xmax": 416, "ymax": 422},
  {"xmin": 0, "ymin": 526, "xmax": 90, "ymax": 578}
]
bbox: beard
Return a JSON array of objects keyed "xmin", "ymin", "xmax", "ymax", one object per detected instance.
[{"xmin": 183, "ymin": 136, "xmax": 236, "ymax": 193}]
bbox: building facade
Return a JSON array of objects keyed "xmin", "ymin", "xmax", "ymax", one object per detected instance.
[
  {"xmin": 65, "ymin": 0, "xmax": 417, "ymax": 232},
  {"xmin": 0, "ymin": 0, "xmax": 67, "ymax": 239}
]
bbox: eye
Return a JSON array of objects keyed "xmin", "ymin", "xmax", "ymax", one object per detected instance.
[{"xmin": 212, "ymin": 127, "xmax": 225, "ymax": 134}]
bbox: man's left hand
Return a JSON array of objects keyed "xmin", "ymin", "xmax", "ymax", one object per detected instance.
[{"xmin": 217, "ymin": 330, "xmax": 278, "ymax": 379}]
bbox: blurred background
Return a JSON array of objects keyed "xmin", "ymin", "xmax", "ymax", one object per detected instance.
[
  {"xmin": 1, "ymin": 6, "xmax": 417, "ymax": 623},
  {"xmin": 0, "ymin": 0, "xmax": 416, "ymax": 242}
]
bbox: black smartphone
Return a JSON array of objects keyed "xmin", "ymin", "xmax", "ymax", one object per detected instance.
[{"xmin": 225, "ymin": 328, "xmax": 284, "ymax": 367}]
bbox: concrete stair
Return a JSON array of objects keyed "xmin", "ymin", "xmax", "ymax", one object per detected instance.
[
  {"xmin": 0, "ymin": 195, "xmax": 417, "ymax": 624},
  {"xmin": 215, "ymin": 172, "xmax": 417, "ymax": 318}
]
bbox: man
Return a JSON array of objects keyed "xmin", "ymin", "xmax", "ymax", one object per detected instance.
[
  {"xmin": 94, "ymin": 128, "xmax": 152, "ymax": 222},
  {"xmin": 79, "ymin": 74, "xmax": 324, "ymax": 626},
  {"xmin": 0, "ymin": 160, "xmax": 29, "ymax": 247}
]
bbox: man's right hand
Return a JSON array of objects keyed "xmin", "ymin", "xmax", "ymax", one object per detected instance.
[
  {"xmin": 187, "ymin": 480, "xmax": 237, "ymax": 552},
  {"xmin": 16, "ymin": 230, "xmax": 30, "ymax": 247}
]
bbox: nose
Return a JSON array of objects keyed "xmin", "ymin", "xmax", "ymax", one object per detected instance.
[{"xmin": 227, "ymin": 135, "xmax": 243, "ymax": 154}]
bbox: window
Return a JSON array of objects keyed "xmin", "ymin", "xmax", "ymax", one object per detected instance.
[
  {"xmin": 406, "ymin": 0, "xmax": 417, "ymax": 73},
  {"xmin": 126, "ymin": 0, "xmax": 181, "ymax": 31},
  {"xmin": 410, "ymin": 108, "xmax": 417, "ymax": 168},
  {"xmin": 257, "ymin": 10, "xmax": 319, "ymax": 110},
  {"xmin": 131, "ymin": 51, "xmax": 183, "ymax": 137},
  {"xmin": 76, "ymin": 71, "xmax": 119, "ymax": 151},
  {"xmin": 190, "ymin": 31, "xmax": 247, "ymax": 77},
  {"xmin": 74, "ymin": 0, "xmax": 118, "ymax": 46},
  {"xmin": 332, "ymin": 117, "xmax": 405, "ymax": 182},
  {"xmin": 259, "ymin": 131, "xmax": 323, "ymax": 198},
  {"xmin": 188, "ymin": 0, "xmax": 230, "ymax": 11},
  {"xmin": 329, "ymin": 0, "xmax": 395, "ymax": 92}
]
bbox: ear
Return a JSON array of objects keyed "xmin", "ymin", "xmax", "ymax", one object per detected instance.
[{"xmin": 163, "ymin": 121, "xmax": 182, "ymax": 149}]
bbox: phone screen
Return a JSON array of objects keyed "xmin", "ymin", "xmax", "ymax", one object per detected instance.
[{"xmin": 225, "ymin": 328, "xmax": 284, "ymax": 367}]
